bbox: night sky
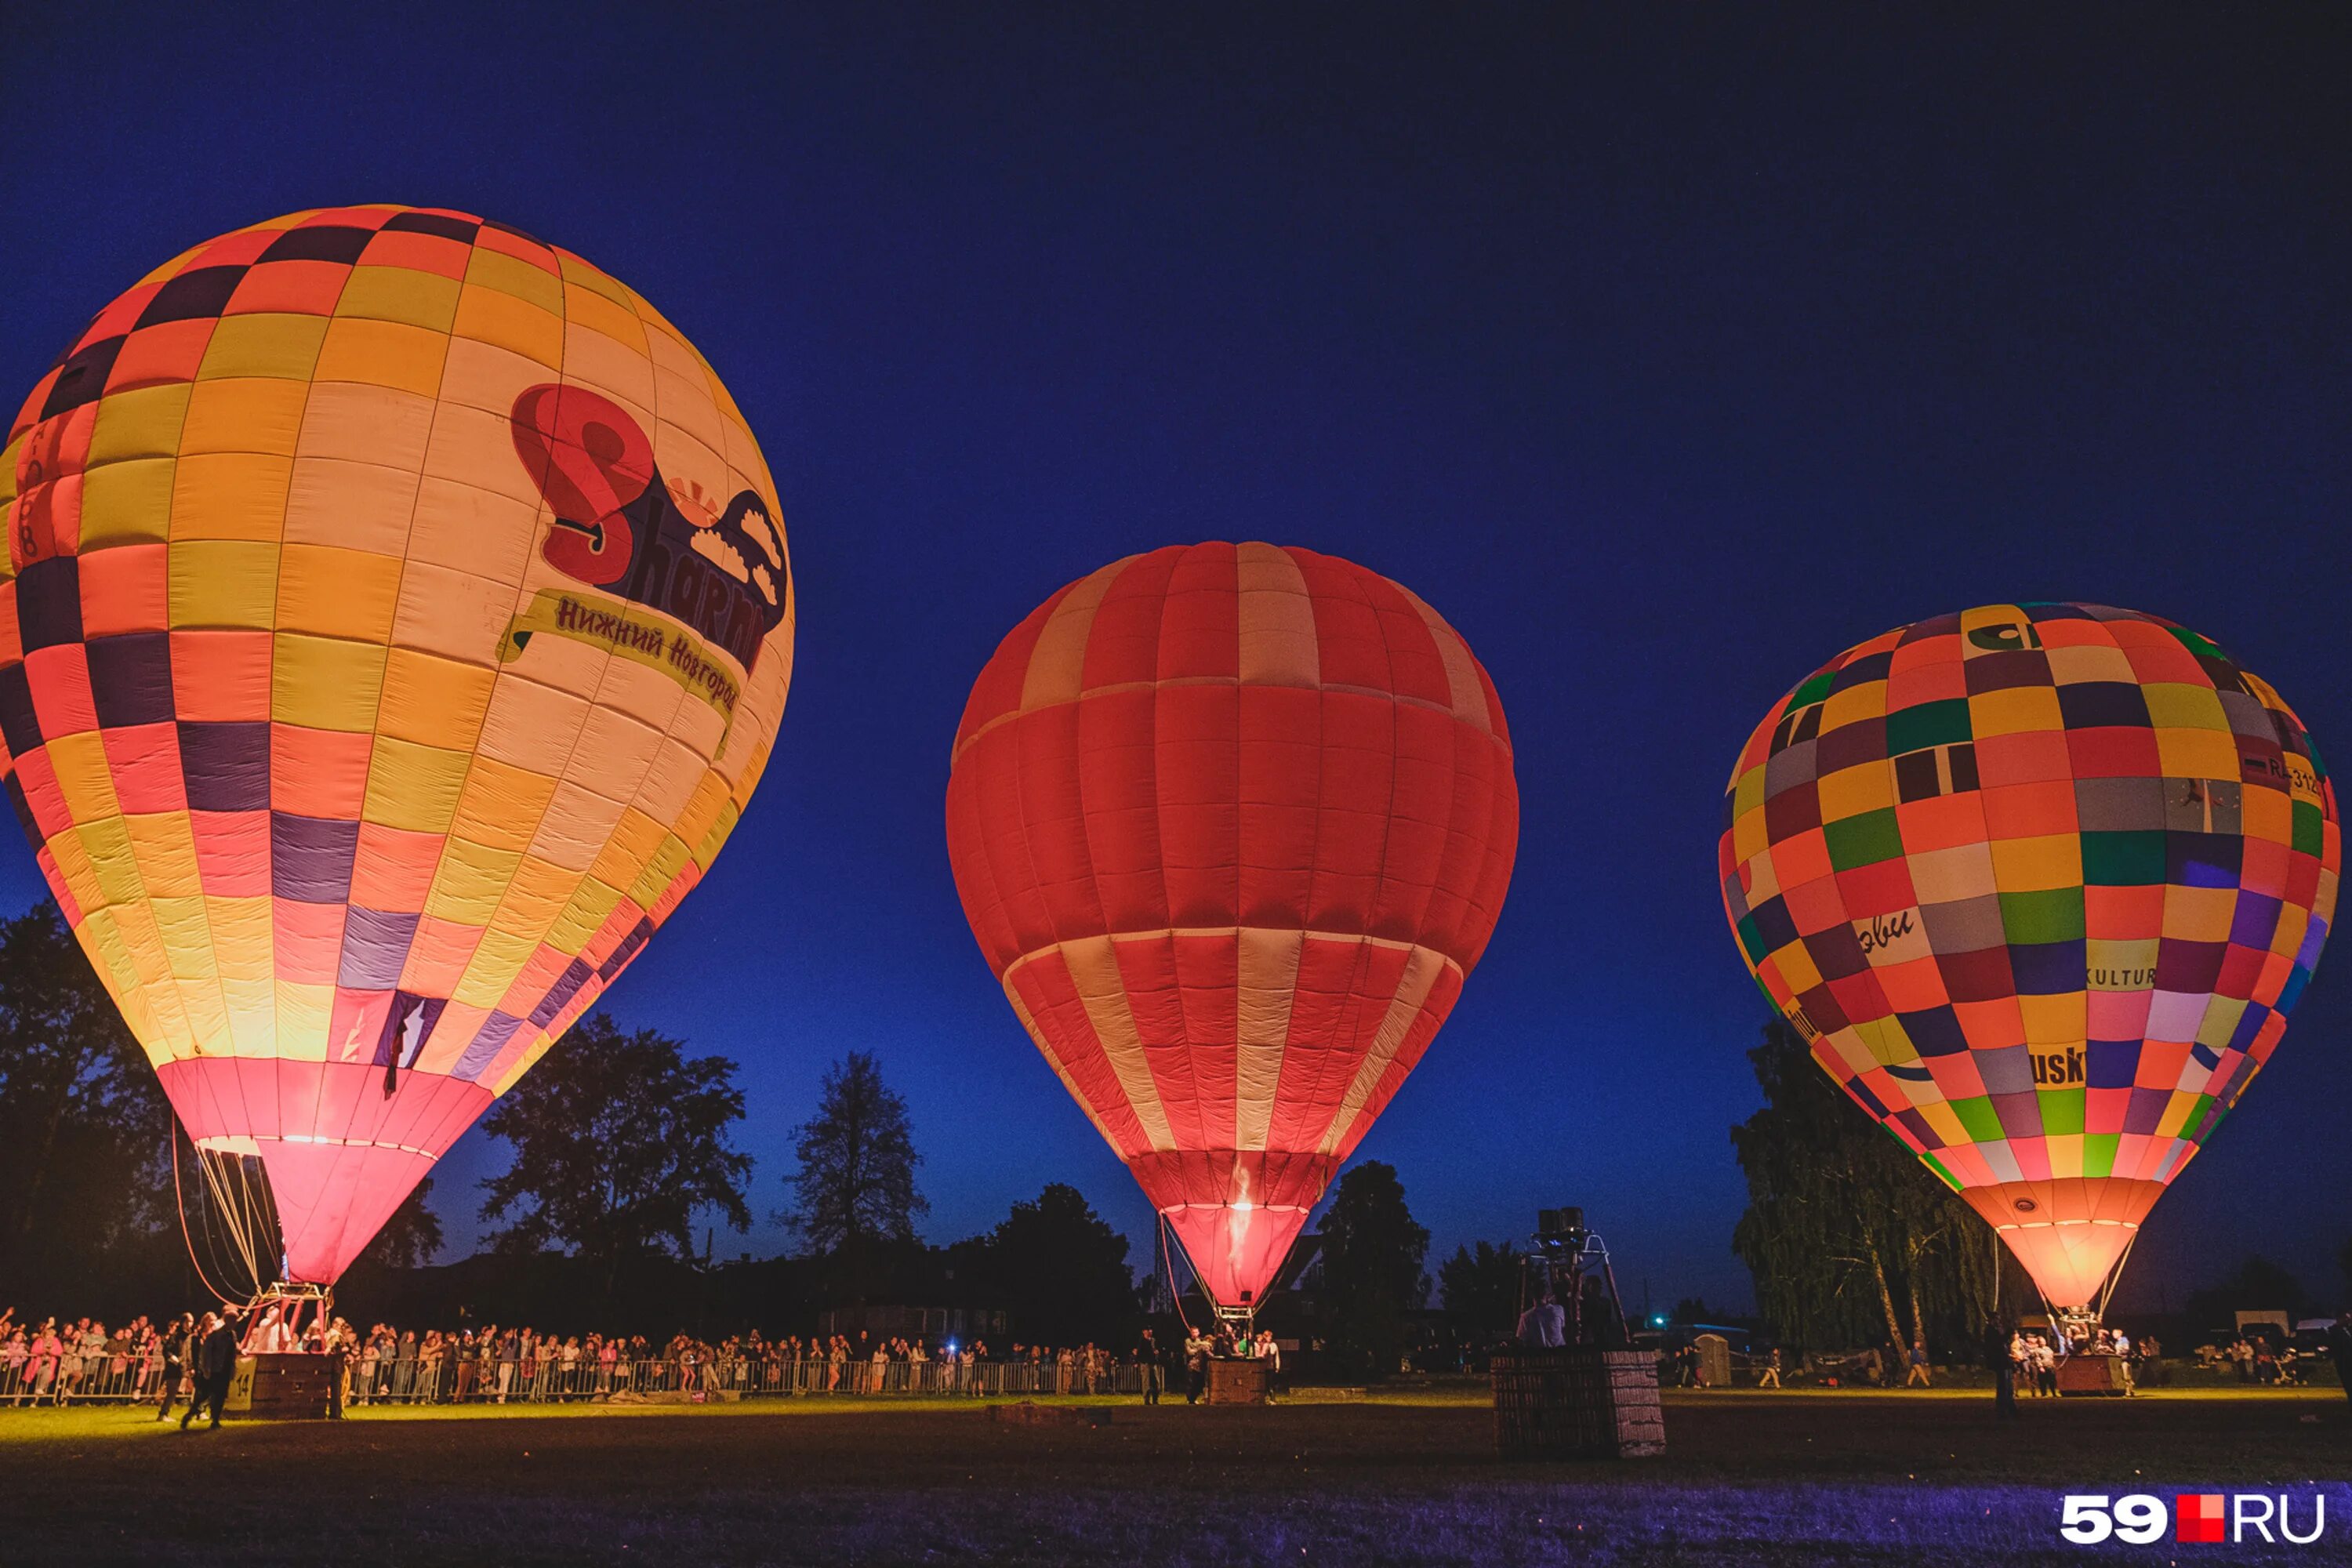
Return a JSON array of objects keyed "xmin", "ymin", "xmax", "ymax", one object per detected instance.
[{"xmin": 7, "ymin": 5, "xmax": 2346, "ymax": 1314}]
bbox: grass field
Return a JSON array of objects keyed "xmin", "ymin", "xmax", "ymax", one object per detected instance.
[{"xmin": 3, "ymin": 1386, "xmax": 2345, "ymax": 1566}]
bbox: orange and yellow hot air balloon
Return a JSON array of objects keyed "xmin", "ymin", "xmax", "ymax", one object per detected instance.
[
  {"xmin": 0, "ymin": 207, "xmax": 793, "ymax": 1285},
  {"xmin": 1720, "ymin": 604, "xmax": 2336, "ymax": 1309}
]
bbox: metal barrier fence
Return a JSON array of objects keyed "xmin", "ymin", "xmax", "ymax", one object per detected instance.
[{"xmin": 2, "ymin": 1355, "xmax": 1178, "ymax": 1406}]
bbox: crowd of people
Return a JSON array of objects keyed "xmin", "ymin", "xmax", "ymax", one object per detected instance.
[
  {"xmin": 0, "ymin": 1303, "xmax": 1283, "ymax": 1412},
  {"xmin": 2001, "ymin": 1324, "xmax": 2160, "ymax": 1396},
  {"xmin": 2194, "ymin": 1332, "xmax": 2325, "ymax": 1386}
]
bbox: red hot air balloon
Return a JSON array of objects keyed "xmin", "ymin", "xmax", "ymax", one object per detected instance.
[{"xmin": 945, "ymin": 543, "xmax": 1518, "ymax": 1311}]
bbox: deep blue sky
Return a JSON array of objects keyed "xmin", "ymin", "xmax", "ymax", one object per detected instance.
[{"xmin": 7, "ymin": 5, "xmax": 2347, "ymax": 1313}]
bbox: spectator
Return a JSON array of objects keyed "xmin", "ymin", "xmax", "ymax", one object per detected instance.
[
  {"xmin": 1134, "ymin": 1328, "xmax": 1165, "ymax": 1406},
  {"xmin": 3, "ymin": 1327, "xmax": 28, "ymax": 1405},
  {"xmin": 2032, "ymin": 1334, "xmax": 2058, "ymax": 1398},
  {"xmin": 183, "ymin": 1311, "xmax": 239, "ymax": 1431},
  {"xmin": 1255, "ymin": 1329, "xmax": 1282, "ymax": 1401},
  {"xmin": 29, "ymin": 1321, "xmax": 63, "ymax": 1406},
  {"xmin": 1986, "ymin": 1318, "xmax": 2017, "ymax": 1419},
  {"xmin": 155, "ymin": 1313, "xmax": 194, "ymax": 1422}
]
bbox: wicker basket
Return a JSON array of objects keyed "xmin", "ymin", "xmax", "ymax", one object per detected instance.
[
  {"xmin": 224, "ymin": 1353, "xmax": 336, "ymax": 1420},
  {"xmin": 1491, "ymin": 1348, "xmax": 1664, "ymax": 1458}
]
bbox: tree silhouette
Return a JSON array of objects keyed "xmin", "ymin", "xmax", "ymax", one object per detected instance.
[
  {"xmin": 1732, "ymin": 1019, "xmax": 2002, "ymax": 1353},
  {"xmin": 969, "ymin": 1182, "xmax": 1134, "ymax": 1347},
  {"xmin": 478, "ymin": 1011, "xmax": 750, "ymax": 1290},
  {"xmin": 1437, "ymin": 1240, "xmax": 1523, "ymax": 1342},
  {"xmin": 0, "ymin": 901, "xmax": 172, "ymax": 1301},
  {"xmin": 783, "ymin": 1051, "xmax": 926, "ymax": 1257},
  {"xmin": 2184, "ymin": 1255, "xmax": 2307, "ymax": 1330},
  {"xmin": 1319, "ymin": 1161, "xmax": 1430, "ymax": 1376}
]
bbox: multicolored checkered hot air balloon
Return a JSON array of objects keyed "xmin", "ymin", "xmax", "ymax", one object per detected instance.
[
  {"xmin": 945, "ymin": 543, "xmax": 1519, "ymax": 1312},
  {"xmin": 1720, "ymin": 604, "xmax": 2336, "ymax": 1308},
  {"xmin": 0, "ymin": 208, "xmax": 794, "ymax": 1287}
]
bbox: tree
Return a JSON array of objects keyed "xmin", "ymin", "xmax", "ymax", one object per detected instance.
[
  {"xmin": 1731, "ymin": 1020, "xmax": 2000, "ymax": 1354},
  {"xmin": 782, "ymin": 1051, "xmax": 926, "ymax": 1255},
  {"xmin": 2185, "ymin": 1256, "xmax": 2307, "ymax": 1331},
  {"xmin": 0, "ymin": 901, "xmax": 172, "ymax": 1301},
  {"xmin": 1437, "ymin": 1240, "xmax": 1523, "ymax": 1342},
  {"xmin": 478, "ymin": 1011, "xmax": 751, "ymax": 1291},
  {"xmin": 967, "ymin": 1183, "xmax": 1136, "ymax": 1347},
  {"xmin": 1318, "ymin": 1161, "xmax": 1430, "ymax": 1376},
  {"xmin": 365, "ymin": 1176, "xmax": 445, "ymax": 1270}
]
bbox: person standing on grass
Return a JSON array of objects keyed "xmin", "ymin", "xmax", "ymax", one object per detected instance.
[
  {"xmin": 1185, "ymin": 1329, "xmax": 1210, "ymax": 1403},
  {"xmin": 322, "ymin": 1319, "xmax": 348, "ymax": 1421},
  {"xmin": 1255, "ymin": 1330, "xmax": 1282, "ymax": 1401},
  {"xmin": 55, "ymin": 1319, "xmax": 85, "ymax": 1404},
  {"xmin": 2110, "ymin": 1328, "xmax": 2133, "ymax": 1396},
  {"xmin": 1985, "ymin": 1318, "xmax": 2018, "ymax": 1419},
  {"xmin": 155, "ymin": 1313, "xmax": 194, "ymax": 1422},
  {"xmin": 495, "ymin": 1327, "xmax": 519, "ymax": 1403},
  {"xmin": 1134, "ymin": 1328, "xmax": 1165, "ymax": 1406},
  {"xmin": 1905, "ymin": 1337, "xmax": 1931, "ymax": 1388},
  {"xmin": 28, "ymin": 1320, "xmax": 62, "ymax": 1406},
  {"xmin": 2324, "ymin": 1308, "xmax": 2352, "ymax": 1406},
  {"xmin": 183, "ymin": 1311, "xmax": 238, "ymax": 1430}
]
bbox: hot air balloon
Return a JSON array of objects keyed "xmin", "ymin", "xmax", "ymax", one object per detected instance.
[
  {"xmin": 0, "ymin": 207, "xmax": 794, "ymax": 1293},
  {"xmin": 1720, "ymin": 604, "xmax": 2336, "ymax": 1311},
  {"xmin": 945, "ymin": 543, "xmax": 1518, "ymax": 1316}
]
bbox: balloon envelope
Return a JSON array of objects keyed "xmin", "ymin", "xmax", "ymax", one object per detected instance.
[
  {"xmin": 946, "ymin": 543, "xmax": 1518, "ymax": 1307},
  {"xmin": 1720, "ymin": 604, "xmax": 2336, "ymax": 1305},
  {"xmin": 1, "ymin": 207, "xmax": 794, "ymax": 1282}
]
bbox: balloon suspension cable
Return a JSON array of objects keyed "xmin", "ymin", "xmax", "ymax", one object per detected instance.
[
  {"xmin": 173, "ymin": 1126, "xmax": 281, "ymax": 1307},
  {"xmin": 2092, "ymin": 1232, "xmax": 2139, "ymax": 1324},
  {"xmin": 194, "ymin": 1150, "xmax": 258, "ymax": 1302},
  {"xmin": 193, "ymin": 1146, "xmax": 260, "ymax": 1305},
  {"xmin": 1160, "ymin": 1214, "xmax": 1201, "ymax": 1338},
  {"xmin": 172, "ymin": 1132, "xmax": 244, "ymax": 1309}
]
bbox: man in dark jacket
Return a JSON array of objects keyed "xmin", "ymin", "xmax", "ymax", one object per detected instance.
[
  {"xmin": 182, "ymin": 1311, "xmax": 241, "ymax": 1430},
  {"xmin": 1985, "ymin": 1317, "xmax": 2018, "ymax": 1419},
  {"xmin": 2328, "ymin": 1308, "xmax": 2352, "ymax": 1406},
  {"xmin": 1134, "ymin": 1329, "xmax": 1165, "ymax": 1406},
  {"xmin": 154, "ymin": 1313, "xmax": 195, "ymax": 1422}
]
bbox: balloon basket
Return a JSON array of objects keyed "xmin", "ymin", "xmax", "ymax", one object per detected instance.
[
  {"xmin": 222, "ymin": 1353, "xmax": 336, "ymax": 1421},
  {"xmin": 1204, "ymin": 1359, "xmax": 1270, "ymax": 1406},
  {"xmin": 1491, "ymin": 1349, "xmax": 1664, "ymax": 1459},
  {"xmin": 2056, "ymin": 1352, "xmax": 2130, "ymax": 1397}
]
